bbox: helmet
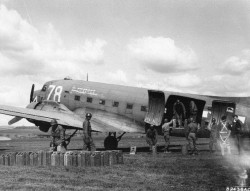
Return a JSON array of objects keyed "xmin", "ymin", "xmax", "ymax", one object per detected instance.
[
  {"xmin": 86, "ymin": 113, "xmax": 92, "ymax": 118},
  {"xmin": 50, "ymin": 119, "xmax": 57, "ymax": 125},
  {"xmin": 221, "ymin": 116, "xmax": 226, "ymax": 121}
]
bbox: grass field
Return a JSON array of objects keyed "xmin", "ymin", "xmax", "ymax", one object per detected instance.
[{"xmin": 0, "ymin": 126, "xmax": 249, "ymax": 191}]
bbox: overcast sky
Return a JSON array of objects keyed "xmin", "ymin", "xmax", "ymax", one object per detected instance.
[{"xmin": 0, "ymin": 0, "xmax": 249, "ymax": 125}]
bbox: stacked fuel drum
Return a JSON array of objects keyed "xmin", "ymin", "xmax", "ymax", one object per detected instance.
[{"xmin": 0, "ymin": 150, "xmax": 123, "ymax": 167}]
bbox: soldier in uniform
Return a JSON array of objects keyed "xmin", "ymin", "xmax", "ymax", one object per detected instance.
[
  {"xmin": 162, "ymin": 118, "xmax": 173, "ymax": 153},
  {"xmin": 187, "ymin": 117, "xmax": 198, "ymax": 155},
  {"xmin": 218, "ymin": 116, "xmax": 231, "ymax": 156},
  {"xmin": 173, "ymin": 99, "xmax": 186, "ymax": 127},
  {"xmin": 208, "ymin": 118, "xmax": 218, "ymax": 153},
  {"xmin": 50, "ymin": 119, "xmax": 66, "ymax": 152},
  {"xmin": 232, "ymin": 115, "xmax": 243, "ymax": 155},
  {"xmin": 146, "ymin": 124, "xmax": 158, "ymax": 151},
  {"xmin": 189, "ymin": 100, "xmax": 198, "ymax": 122},
  {"xmin": 82, "ymin": 113, "xmax": 96, "ymax": 151}
]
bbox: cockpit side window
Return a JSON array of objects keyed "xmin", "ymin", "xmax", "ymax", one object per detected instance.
[{"xmin": 41, "ymin": 85, "xmax": 47, "ymax": 92}]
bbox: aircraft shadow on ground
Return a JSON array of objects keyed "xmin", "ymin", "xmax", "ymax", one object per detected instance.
[{"xmin": 71, "ymin": 143, "xmax": 210, "ymax": 153}]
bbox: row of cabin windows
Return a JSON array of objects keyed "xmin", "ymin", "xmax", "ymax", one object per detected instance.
[{"xmin": 74, "ymin": 95, "xmax": 147, "ymax": 112}]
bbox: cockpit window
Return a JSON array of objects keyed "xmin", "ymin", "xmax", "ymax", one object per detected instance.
[{"xmin": 41, "ymin": 85, "xmax": 47, "ymax": 92}]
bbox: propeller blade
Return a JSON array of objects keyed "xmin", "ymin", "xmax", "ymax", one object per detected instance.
[
  {"xmin": 30, "ymin": 84, "xmax": 35, "ymax": 103},
  {"xmin": 8, "ymin": 116, "xmax": 22, "ymax": 125}
]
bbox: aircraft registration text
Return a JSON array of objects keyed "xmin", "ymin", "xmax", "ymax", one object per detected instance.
[{"xmin": 71, "ymin": 87, "xmax": 98, "ymax": 96}]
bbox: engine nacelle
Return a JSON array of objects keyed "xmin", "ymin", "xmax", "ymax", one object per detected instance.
[
  {"xmin": 39, "ymin": 125, "xmax": 51, "ymax": 132},
  {"xmin": 25, "ymin": 100, "xmax": 73, "ymax": 132}
]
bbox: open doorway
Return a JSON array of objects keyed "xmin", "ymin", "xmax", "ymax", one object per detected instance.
[
  {"xmin": 164, "ymin": 95, "xmax": 206, "ymax": 128},
  {"xmin": 211, "ymin": 100, "xmax": 235, "ymax": 125}
]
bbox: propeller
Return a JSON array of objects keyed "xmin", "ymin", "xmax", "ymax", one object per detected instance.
[
  {"xmin": 8, "ymin": 84, "xmax": 36, "ymax": 125},
  {"xmin": 30, "ymin": 84, "xmax": 35, "ymax": 103}
]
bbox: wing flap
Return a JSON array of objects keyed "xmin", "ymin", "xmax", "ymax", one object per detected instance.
[{"xmin": 76, "ymin": 108, "xmax": 145, "ymax": 133}]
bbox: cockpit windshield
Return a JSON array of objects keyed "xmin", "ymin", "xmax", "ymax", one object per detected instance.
[{"xmin": 41, "ymin": 85, "xmax": 47, "ymax": 92}]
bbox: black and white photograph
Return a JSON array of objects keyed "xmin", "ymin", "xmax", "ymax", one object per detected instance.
[{"xmin": 0, "ymin": 0, "xmax": 249, "ymax": 190}]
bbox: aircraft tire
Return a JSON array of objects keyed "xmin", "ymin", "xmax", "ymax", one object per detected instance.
[{"xmin": 104, "ymin": 136, "xmax": 118, "ymax": 150}]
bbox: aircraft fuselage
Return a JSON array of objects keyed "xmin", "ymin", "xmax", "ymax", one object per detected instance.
[{"xmin": 33, "ymin": 78, "xmax": 250, "ymax": 137}]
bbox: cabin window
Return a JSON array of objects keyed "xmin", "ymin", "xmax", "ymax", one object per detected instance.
[
  {"xmin": 113, "ymin": 101, "xmax": 119, "ymax": 107},
  {"xmin": 87, "ymin": 97, "xmax": 92, "ymax": 103},
  {"xmin": 141, "ymin": 106, "xmax": 147, "ymax": 112},
  {"xmin": 127, "ymin": 104, "xmax": 133, "ymax": 109},
  {"xmin": 99, "ymin": 99, "xmax": 105, "ymax": 105},
  {"xmin": 74, "ymin": 95, "xmax": 80, "ymax": 101},
  {"xmin": 41, "ymin": 85, "xmax": 47, "ymax": 92},
  {"xmin": 202, "ymin": 110, "xmax": 211, "ymax": 118}
]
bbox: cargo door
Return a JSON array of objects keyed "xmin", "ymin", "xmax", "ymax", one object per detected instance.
[
  {"xmin": 144, "ymin": 90, "xmax": 165, "ymax": 126},
  {"xmin": 211, "ymin": 100, "xmax": 235, "ymax": 124}
]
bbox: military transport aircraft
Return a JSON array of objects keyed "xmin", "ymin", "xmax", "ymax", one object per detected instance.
[{"xmin": 0, "ymin": 77, "xmax": 249, "ymax": 149}]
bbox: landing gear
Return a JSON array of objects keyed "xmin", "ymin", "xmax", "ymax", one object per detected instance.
[{"xmin": 104, "ymin": 132, "xmax": 126, "ymax": 150}]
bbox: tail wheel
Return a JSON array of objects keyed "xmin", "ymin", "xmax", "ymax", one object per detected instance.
[{"xmin": 104, "ymin": 136, "xmax": 118, "ymax": 150}]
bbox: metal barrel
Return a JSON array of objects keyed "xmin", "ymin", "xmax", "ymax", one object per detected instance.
[
  {"xmin": 77, "ymin": 151, "xmax": 85, "ymax": 167},
  {"xmin": 72, "ymin": 152, "xmax": 78, "ymax": 167},
  {"xmin": 51, "ymin": 152, "xmax": 60, "ymax": 166},
  {"xmin": 59, "ymin": 152, "xmax": 65, "ymax": 166},
  {"xmin": 109, "ymin": 151, "xmax": 117, "ymax": 166},
  {"xmin": 43, "ymin": 151, "xmax": 53, "ymax": 166},
  {"xmin": 16, "ymin": 152, "xmax": 24, "ymax": 166},
  {"xmin": 33, "ymin": 153, "xmax": 38, "ymax": 166},
  {"xmin": 0, "ymin": 155, "xmax": 4, "ymax": 165},
  {"xmin": 9, "ymin": 152, "xmax": 17, "ymax": 166},
  {"xmin": 84, "ymin": 151, "xmax": 91, "ymax": 167},
  {"xmin": 37, "ymin": 150, "xmax": 44, "ymax": 166},
  {"xmin": 4, "ymin": 154, "xmax": 10, "ymax": 166},
  {"xmin": 30, "ymin": 153, "xmax": 34, "ymax": 166},
  {"xmin": 24, "ymin": 152, "xmax": 31, "ymax": 166},
  {"xmin": 116, "ymin": 150, "xmax": 123, "ymax": 164},
  {"xmin": 90, "ymin": 151, "xmax": 101, "ymax": 167},
  {"xmin": 64, "ymin": 151, "xmax": 73, "ymax": 167}
]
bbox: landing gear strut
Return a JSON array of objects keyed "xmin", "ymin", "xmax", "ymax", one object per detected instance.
[{"xmin": 104, "ymin": 132, "xmax": 126, "ymax": 150}]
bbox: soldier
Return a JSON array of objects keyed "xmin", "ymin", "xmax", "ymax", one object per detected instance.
[
  {"xmin": 50, "ymin": 119, "xmax": 66, "ymax": 152},
  {"xmin": 162, "ymin": 119, "xmax": 173, "ymax": 153},
  {"xmin": 146, "ymin": 124, "xmax": 158, "ymax": 151},
  {"xmin": 189, "ymin": 100, "xmax": 198, "ymax": 122},
  {"xmin": 208, "ymin": 118, "xmax": 218, "ymax": 153},
  {"xmin": 187, "ymin": 117, "xmax": 198, "ymax": 155},
  {"xmin": 173, "ymin": 99, "xmax": 186, "ymax": 127},
  {"xmin": 218, "ymin": 116, "xmax": 231, "ymax": 156},
  {"xmin": 82, "ymin": 113, "xmax": 96, "ymax": 151},
  {"xmin": 232, "ymin": 115, "xmax": 243, "ymax": 155}
]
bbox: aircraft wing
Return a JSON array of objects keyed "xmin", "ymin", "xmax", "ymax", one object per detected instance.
[
  {"xmin": 0, "ymin": 105, "xmax": 83, "ymax": 130},
  {"xmin": 0, "ymin": 104, "xmax": 145, "ymax": 133},
  {"xmin": 75, "ymin": 108, "xmax": 145, "ymax": 133}
]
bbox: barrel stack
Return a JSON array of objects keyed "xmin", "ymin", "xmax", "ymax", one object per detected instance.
[{"xmin": 0, "ymin": 150, "xmax": 124, "ymax": 167}]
